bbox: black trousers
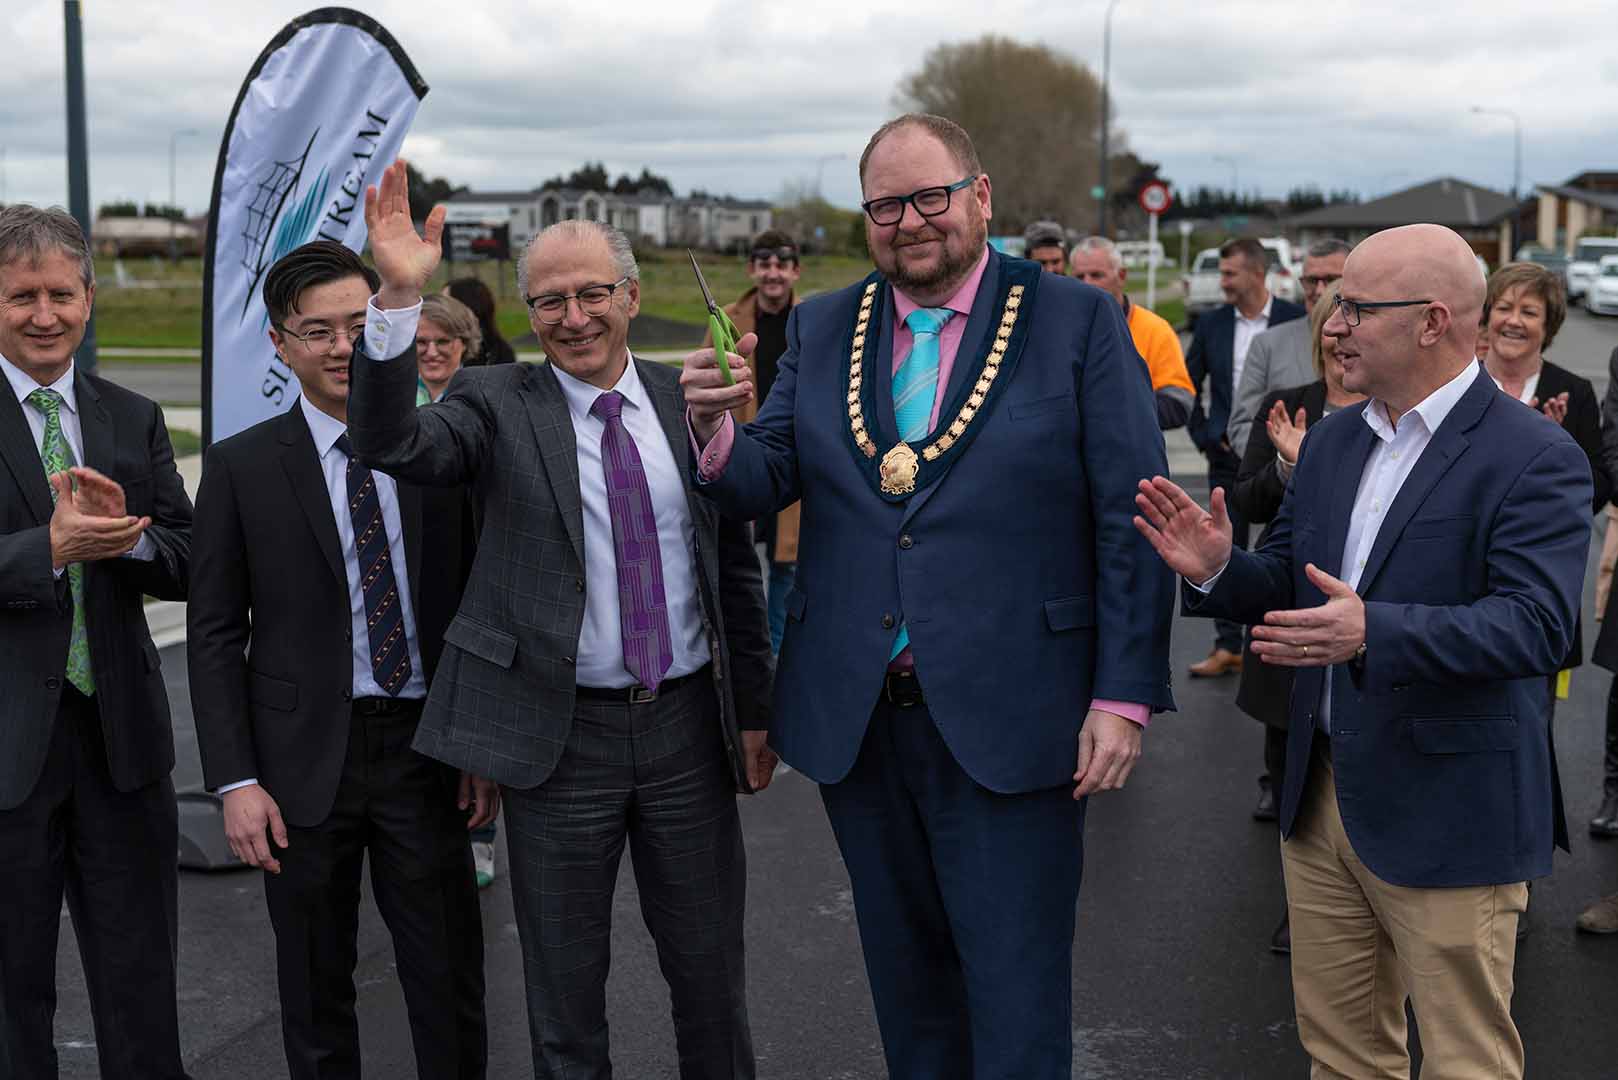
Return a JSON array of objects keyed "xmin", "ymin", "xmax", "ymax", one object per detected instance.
[
  {"xmin": 1208, "ymin": 446, "xmax": 1252, "ymax": 653},
  {"xmin": 0, "ymin": 685, "xmax": 186, "ymax": 1079},
  {"xmin": 262, "ymin": 702, "xmax": 486, "ymax": 1080},
  {"xmin": 502, "ymin": 675, "xmax": 753, "ymax": 1080}
]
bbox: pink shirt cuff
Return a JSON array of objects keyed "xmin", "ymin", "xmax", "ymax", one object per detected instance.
[
  {"xmin": 688, "ymin": 410, "xmax": 736, "ymax": 481},
  {"xmin": 1091, "ymin": 699, "xmax": 1151, "ymax": 729}
]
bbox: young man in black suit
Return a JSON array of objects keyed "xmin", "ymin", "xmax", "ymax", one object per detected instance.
[
  {"xmin": 187, "ymin": 241, "xmax": 494, "ymax": 1080},
  {"xmin": 0, "ymin": 205, "xmax": 192, "ymax": 1079}
]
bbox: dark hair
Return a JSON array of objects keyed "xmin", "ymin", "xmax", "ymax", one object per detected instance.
[
  {"xmin": 262, "ymin": 241, "xmax": 379, "ymax": 326},
  {"xmin": 749, "ymin": 228, "xmax": 799, "ymax": 255},
  {"xmin": 445, "ymin": 276, "xmax": 510, "ymax": 364},
  {"xmin": 1485, "ymin": 262, "xmax": 1568, "ymax": 352},
  {"xmin": 859, "ymin": 113, "xmax": 983, "ymax": 188},
  {"xmin": 1219, "ymin": 236, "xmax": 1269, "ymax": 274},
  {"xmin": 1306, "ymin": 238, "xmax": 1352, "ymax": 259}
]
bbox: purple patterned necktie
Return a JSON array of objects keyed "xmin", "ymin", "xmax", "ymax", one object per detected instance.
[{"xmin": 590, "ymin": 391, "xmax": 674, "ymax": 690}]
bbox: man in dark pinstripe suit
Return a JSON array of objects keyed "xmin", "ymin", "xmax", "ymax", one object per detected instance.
[{"xmin": 349, "ymin": 161, "xmax": 776, "ymax": 1079}]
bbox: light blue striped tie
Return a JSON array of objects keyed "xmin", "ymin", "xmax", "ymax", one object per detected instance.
[{"xmin": 889, "ymin": 307, "xmax": 953, "ymax": 659}]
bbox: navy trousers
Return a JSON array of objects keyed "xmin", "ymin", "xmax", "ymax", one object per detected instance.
[{"xmin": 819, "ymin": 696, "xmax": 1087, "ymax": 1080}]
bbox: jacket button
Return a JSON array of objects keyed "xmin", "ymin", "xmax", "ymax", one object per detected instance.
[
  {"xmin": 898, "ymin": 534, "xmax": 914, "ymax": 549},
  {"xmin": 881, "ymin": 614, "xmax": 896, "ymax": 629},
  {"xmin": 345, "ymin": 627, "xmax": 353, "ymax": 642},
  {"xmin": 342, "ymin": 689, "xmax": 352, "ymax": 701},
  {"xmin": 564, "ymin": 656, "xmax": 576, "ymax": 665},
  {"xmin": 46, "ymin": 676, "xmax": 60, "ymax": 690},
  {"xmin": 575, "ymin": 579, "xmax": 585, "ymax": 593}
]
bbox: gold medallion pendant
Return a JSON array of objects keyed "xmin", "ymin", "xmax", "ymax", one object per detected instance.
[{"xmin": 879, "ymin": 442, "xmax": 920, "ymax": 495}]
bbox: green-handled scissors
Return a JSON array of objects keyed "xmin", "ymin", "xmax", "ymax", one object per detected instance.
[{"xmin": 688, "ymin": 249, "xmax": 738, "ymax": 386}]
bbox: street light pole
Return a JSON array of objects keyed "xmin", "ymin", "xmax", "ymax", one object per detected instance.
[
  {"xmin": 1470, "ymin": 105, "xmax": 1522, "ymax": 199},
  {"xmin": 1097, "ymin": 0, "xmax": 1121, "ymax": 237},
  {"xmin": 64, "ymin": 1, "xmax": 95, "ymax": 372},
  {"xmin": 169, "ymin": 128, "xmax": 198, "ymax": 261}
]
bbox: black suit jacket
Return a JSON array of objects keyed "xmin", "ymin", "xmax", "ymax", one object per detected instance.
[
  {"xmin": 1530, "ymin": 359, "xmax": 1606, "ymax": 672},
  {"xmin": 0, "ymin": 370, "xmax": 191, "ymax": 809},
  {"xmin": 187, "ymin": 404, "xmax": 467, "ymax": 827},
  {"xmin": 1186, "ymin": 298, "xmax": 1306, "ymax": 454},
  {"xmin": 346, "ymin": 348, "xmax": 774, "ymax": 793}
]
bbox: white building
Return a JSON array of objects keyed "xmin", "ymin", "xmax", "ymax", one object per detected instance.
[{"xmin": 444, "ymin": 186, "xmax": 771, "ymax": 253}]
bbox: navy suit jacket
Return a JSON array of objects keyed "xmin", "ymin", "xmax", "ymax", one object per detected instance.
[
  {"xmin": 699, "ymin": 250, "xmax": 1177, "ymax": 794},
  {"xmin": 1186, "ymin": 298, "xmax": 1305, "ymax": 453},
  {"xmin": 1187, "ymin": 366, "xmax": 1591, "ymax": 887}
]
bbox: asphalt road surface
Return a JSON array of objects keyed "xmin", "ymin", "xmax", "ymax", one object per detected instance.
[{"xmin": 45, "ymin": 514, "xmax": 1618, "ymax": 1077}]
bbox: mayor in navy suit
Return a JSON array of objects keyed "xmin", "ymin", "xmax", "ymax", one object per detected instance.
[
  {"xmin": 1185, "ymin": 239, "xmax": 1305, "ymax": 678},
  {"xmin": 682, "ymin": 114, "xmax": 1176, "ymax": 1080},
  {"xmin": 1137, "ymin": 225, "xmax": 1591, "ymax": 1079}
]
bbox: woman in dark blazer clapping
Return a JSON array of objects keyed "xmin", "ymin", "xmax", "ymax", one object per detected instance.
[{"xmin": 1229, "ymin": 290, "xmax": 1363, "ymax": 955}]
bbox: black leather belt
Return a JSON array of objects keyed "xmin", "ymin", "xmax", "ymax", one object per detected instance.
[
  {"xmin": 576, "ymin": 666, "xmax": 709, "ymax": 705},
  {"xmin": 351, "ymin": 696, "xmax": 422, "ymax": 716},
  {"xmin": 883, "ymin": 669, "xmax": 925, "ymax": 708}
]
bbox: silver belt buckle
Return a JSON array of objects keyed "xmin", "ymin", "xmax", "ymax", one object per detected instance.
[{"xmin": 629, "ymin": 686, "xmax": 658, "ymax": 705}]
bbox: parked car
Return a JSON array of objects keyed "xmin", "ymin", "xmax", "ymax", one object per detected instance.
[
  {"xmin": 1586, "ymin": 255, "xmax": 1618, "ymax": 317},
  {"xmin": 1517, "ymin": 245, "xmax": 1571, "ymax": 291},
  {"xmin": 1182, "ymin": 240, "xmax": 1299, "ymax": 322},
  {"xmin": 1567, "ymin": 236, "xmax": 1618, "ymax": 302},
  {"xmin": 1258, "ymin": 237, "xmax": 1299, "ymax": 304}
]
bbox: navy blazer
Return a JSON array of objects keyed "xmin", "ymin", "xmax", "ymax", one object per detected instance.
[
  {"xmin": 699, "ymin": 250, "xmax": 1177, "ymax": 794},
  {"xmin": 1186, "ymin": 298, "xmax": 1306, "ymax": 453},
  {"xmin": 1187, "ymin": 366, "xmax": 1591, "ymax": 887}
]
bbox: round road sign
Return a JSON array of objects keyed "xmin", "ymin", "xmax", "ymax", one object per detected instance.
[{"xmin": 1138, "ymin": 181, "xmax": 1172, "ymax": 215}]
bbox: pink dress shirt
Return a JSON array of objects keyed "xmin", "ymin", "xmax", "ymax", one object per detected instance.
[{"xmin": 692, "ymin": 248, "xmax": 1150, "ymax": 728}]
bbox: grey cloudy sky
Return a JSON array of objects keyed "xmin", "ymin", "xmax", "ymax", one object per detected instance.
[{"xmin": 4, "ymin": 0, "xmax": 1615, "ymax": 220}]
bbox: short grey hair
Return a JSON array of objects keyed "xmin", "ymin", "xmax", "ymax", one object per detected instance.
[
  {"xmin": 1306, "ymin": 237, "xmax": 1353, "ymax": 259},
  {"xmin": 419, "ymin": 293, "xmax": 483, "ymax": 360},
  {"xmin": 517, "ymin": 220, "xmax": 639, "ymax": 298},
  {"xmin": 1071, "ymin": 235, "xmax": 1123, "ymax": 270},
  {"xmin": 0, "ymin": 204, "xmax": 95, "ymax": 288}
]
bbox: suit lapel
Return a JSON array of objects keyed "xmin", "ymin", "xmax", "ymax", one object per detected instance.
[
  {"xmin": 1355, "ymin": 372, "xmax": 1489, "ymax": 595},
  {"xmin": 277, "ymin": 407, "xmax": 346, "ymax": 590},
  {"xmin": 869, "ymin": 284, "xmax": 899, "ymax": 447},
  {"xmin": 937, "ymin": 250, "xmax": 1002, "ymax": 408},
  {"xmin": 74, "ymin": 372, "xmax": 115, "ymax": 478},
  {"xmin": 520, "ymin": 362, "xmax": 585, "ymax": 566},
  {"xmin": 638, "ymin": 356, "xmax": 715, "ymax": 532},
  {"xmin": 1215, "ymin": 309, "xmax": 1235, "ymax": 385},
  {"xmin": 0, "ymin": 385, "xmax": 52, "ymax": 524}
]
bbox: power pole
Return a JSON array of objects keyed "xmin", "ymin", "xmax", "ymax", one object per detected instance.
[{"xmin": 65, "ymin": 1, "xmax": 96, "ymax": 372}]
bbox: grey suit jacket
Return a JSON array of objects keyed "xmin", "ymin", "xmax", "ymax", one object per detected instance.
[
  {"xmin": 347, "ymin": 347, "xmax": 773, "ymax": 792},
  {"xmin": 1227, "ymin": 317, "xmax": 1315, "ymax": 454}
]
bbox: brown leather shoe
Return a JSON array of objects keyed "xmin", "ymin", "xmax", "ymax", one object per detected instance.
[
  {"xmin": 1189, "ymin": 648, "xmax": 1243, "ymax": 677},
  {"xmin": 1576, "ymin": 892, "xmax": 1618, "ymax": 934}
]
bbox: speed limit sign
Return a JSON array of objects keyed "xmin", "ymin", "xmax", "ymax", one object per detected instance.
[{"xmin": 1137, "ymin": 181, "xmax": 1172, "ymax": 216}]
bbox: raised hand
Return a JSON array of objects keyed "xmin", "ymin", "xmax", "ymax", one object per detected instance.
[
  {"xmin": 363, "ymin": 158, "xmax": 445, "ymax": 308},
  {"xmin": 1248, "ymin": 563, "xmax": 1366, "ymax": 666},
  {"xmin": 680, "ymin": 332, "xmax": 757, "ymax": 444},
  {"xmin": 1266, "ymin": 399, "xmax": 1308, "ymax": 464},
  {"xmin": 1535, "ymin": 391, "xmax": 1570, "ymax": 426},
  {"xmin": 1132, "ymin": 476, "xmax": 1234, "ymax": 586}
]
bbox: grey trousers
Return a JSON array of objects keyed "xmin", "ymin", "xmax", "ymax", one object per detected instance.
[{"xmin": 502, "ymin": 674, "xmax": 753, "ymax": 1080}]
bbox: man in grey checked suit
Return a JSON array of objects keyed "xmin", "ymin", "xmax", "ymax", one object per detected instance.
[
  {"xmin": 1227, "ymin": 238, "xmax": 1351, "ymax": 454},
  {"xmin": 348, "ymin": 161, "xmax": 776, "ymax": 1078}
]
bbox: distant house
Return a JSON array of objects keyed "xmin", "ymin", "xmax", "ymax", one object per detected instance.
[
  {"xmin": 1292, "ymin": 177, "xmax": 1517, "ymax": 266},
  {"xmin": 1532, "ymin": 171, "xmax": 1618, "ymax": 253},
  {"xmin": 91, "ymin": 215, "xmax": 202, "ymax": 257},
  {"xmin": 444, "ymin": 185, "xmax": 771, "ymax": 254}
]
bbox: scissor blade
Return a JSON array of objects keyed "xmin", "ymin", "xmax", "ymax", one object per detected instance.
[{"xmin": 686, "ymin": 248, "xmax": 721, "ymax": 313}]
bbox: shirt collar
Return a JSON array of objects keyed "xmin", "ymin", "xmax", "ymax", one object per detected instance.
[
  {"xmin": 1363, "ymin": 360, "xmax": 1480, "ymax": 443},
  {"xmin": 298, "ymin": 394, "xmax": 349, "ymax": 458},
  {"xmin": 1236, "ymin": 296, "xmax": 1273, "ymax": 325},
  {"xmin": 0, "ymin": 352, "xmax": 78, "ymax": 415},
  {"xmin": 892, "ymin": 246, "xmax": 991, "ymax": 325},
  {"xmin": 551, "ymin": 352, "xmax": 648, "ymax": 425}
]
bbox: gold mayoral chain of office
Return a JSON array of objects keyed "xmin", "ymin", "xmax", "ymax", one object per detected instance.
[{"xmin": 846, "ymin": 279, "xmax": 1028, "ymax": 497}]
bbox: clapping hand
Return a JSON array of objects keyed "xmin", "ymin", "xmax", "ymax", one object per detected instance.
[
  {"xmin": 1266, "ymin": 399, "xmax": 1309, "ymax": 464},
  {"xmin": 48, "ymin": 471, "xmax": 149, "ymax": 570},
  {"xmin": 363, "ymin": 158, "xmax": 445, "ymax": 309},
  {"xmin": 1529, "ymin": 391, "xmax": 1570, "ymax": 426},
  {"xmin": 1132, "ymin": 476, "xmax": 1234, "ymax": 586}
]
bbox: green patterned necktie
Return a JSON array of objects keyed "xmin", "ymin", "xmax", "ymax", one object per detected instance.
[{"xmin": 27, "ymin": 388, "xmax": 95, "ymax": 695}]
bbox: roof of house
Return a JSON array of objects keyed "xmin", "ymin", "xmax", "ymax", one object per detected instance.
[
  {"xmin": 1537, "ymin": 184, "xmax": 1618, "ymax": 214},
  {"xmin": 1291, "ymin": 177, "xmax": 1517, "ymax": 229}
]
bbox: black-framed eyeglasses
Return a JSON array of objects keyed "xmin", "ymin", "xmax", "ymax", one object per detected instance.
[
  {"xmin": 750, "ymin": 246, "xmax": 799, "ymax": 267},
  {"xmin": 277, "ymin": 323, "xmax": 365, "ymax": 355},
  {"xmin": 525, "ymin": 276, "xmax": 631, "ymax": 325},
  {"xmin": 861, "ymin": 176, "xmax": 977, "ymax": 226},
  {"xmin": 1300, "ymin": 273, "xmax": 1342, "ymax": 289},
  {"xmin": 1333, "ymin": 295, "xmax": 1433, "ymax": 328},
  {"xmin": 415, "ymin": 335, "xmax": 459, "ymax": 353}
]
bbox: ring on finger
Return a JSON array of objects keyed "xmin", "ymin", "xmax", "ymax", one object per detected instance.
[{"xmin": 1302, "ymin": 644, "xmax": 1310, "ymax": 658}]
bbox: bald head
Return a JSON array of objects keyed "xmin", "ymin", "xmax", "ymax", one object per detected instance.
[{"xmin": 1350, "ymin": 224, "xmax": 1484, "ymax": 351}]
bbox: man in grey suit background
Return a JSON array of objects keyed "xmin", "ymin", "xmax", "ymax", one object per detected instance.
[
  {"xmin": 347, "ymin": 161, "xmax": 776, "ymax": 1079},
  {"xmin": 1227, "ymin": 238, "xmax": 1351, "ymax": 454},
  {"xmin": 0, "ymin": 205, "xmax": 192, "ymax": 1077}
]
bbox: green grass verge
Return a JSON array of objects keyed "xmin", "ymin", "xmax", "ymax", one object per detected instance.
[{"xmin": 168, "ymin": 428, "xmax": 202, "ymax": 456}]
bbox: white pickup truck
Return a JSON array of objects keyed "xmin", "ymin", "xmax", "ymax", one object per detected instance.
[
  {"xmin": 1182, "ymin": 238, "xmax": 1300, "ymax": 321},
  {"xmin": 1568, "ymin": 236, "xmax": 1618, "ymax": 303}
]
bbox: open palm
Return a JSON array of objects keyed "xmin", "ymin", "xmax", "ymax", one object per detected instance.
[
  {"xmin": 1133, "ymin": 476, "xmax": 1234, "ymax": 584},
  {"xmin": 363, "ymin": 158, "xmax": 444, "ymax": 295}
]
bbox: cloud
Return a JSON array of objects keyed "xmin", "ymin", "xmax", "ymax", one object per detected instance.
[{"xmin": 2, "ymin": 0, "xmax": 1613, "ymax": 219}]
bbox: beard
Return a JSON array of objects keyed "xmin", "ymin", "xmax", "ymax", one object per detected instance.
[{"xmin": 876, "ymin": 209, "xmax": 989, "ymax": 296}]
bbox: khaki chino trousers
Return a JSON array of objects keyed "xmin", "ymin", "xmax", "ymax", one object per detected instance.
[{"xmin": 1281, "ymin": 743, "xmax": 1528, "ymax": 1080}]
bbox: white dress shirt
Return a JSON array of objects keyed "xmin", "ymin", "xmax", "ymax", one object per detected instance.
[
  {"xmin": 1231, "ymin": 296, "xmax": 1273, "ymax": 406},
  {"xmin": 1, "ymin": 353, "xmax": 156, "ymax": 568},
  {"xmin": 364, "ymin": 297, "xmax": 710, "ymax": 689},
  {"xmin": 1488, "ymin": 370, "xmax": 1539, "ymax": 405},
  {"xmin": 1195, "ymin": 362, "xmax": 1480, "ymax": 733}
]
